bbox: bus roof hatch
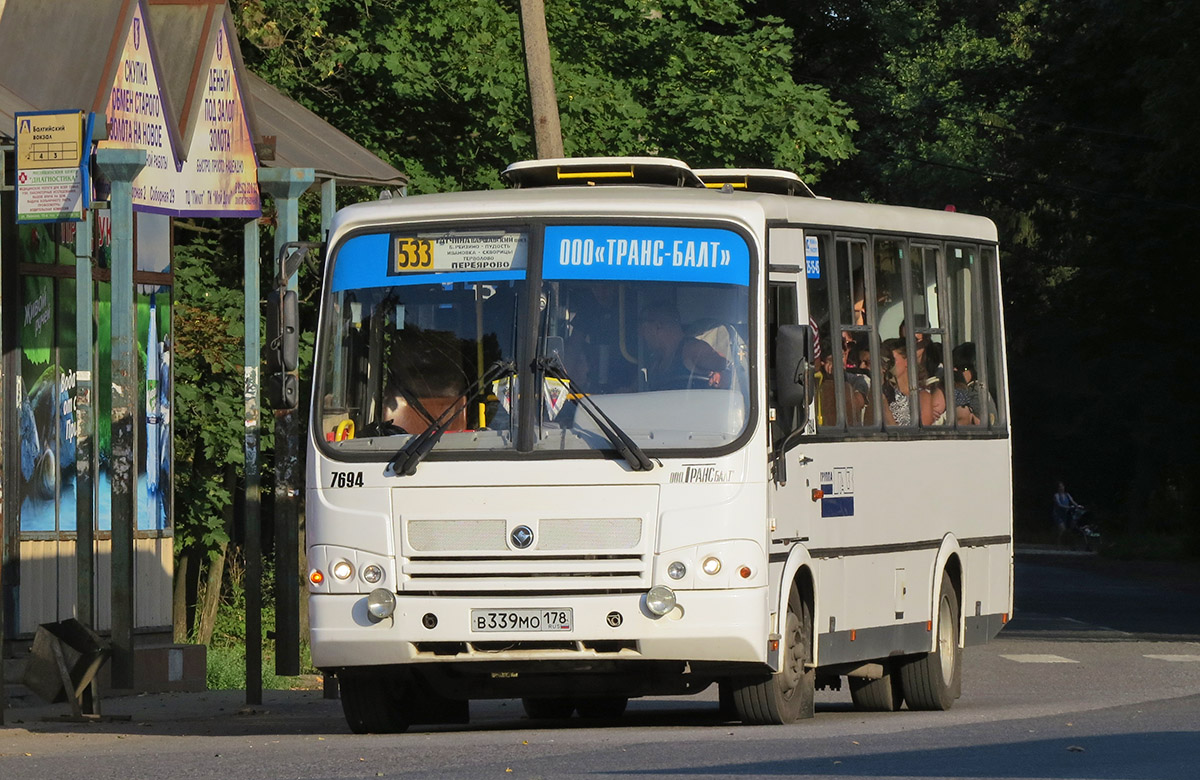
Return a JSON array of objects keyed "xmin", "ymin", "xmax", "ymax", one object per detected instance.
[
  {"xmin": 694, "ymin": 168, "xmax": 817, "ymax": 198},
  {"xmin": 502, "ymin": 156, "xmax": 706, "ymax": 189}
]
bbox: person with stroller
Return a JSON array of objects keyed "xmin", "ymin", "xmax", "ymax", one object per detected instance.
[{"xmin": 1053, "ymin": 481, "xmax": 1083, "ymax": 546}]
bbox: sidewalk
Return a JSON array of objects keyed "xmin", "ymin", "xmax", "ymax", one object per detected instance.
[{"xmin": 2, "ymin": 687, "xmax": 342, "ymax": 732}]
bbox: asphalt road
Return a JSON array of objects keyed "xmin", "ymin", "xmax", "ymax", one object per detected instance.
[{"xmin": 3, "ymin": 551, "xmax": 1199, "ymax": 780}]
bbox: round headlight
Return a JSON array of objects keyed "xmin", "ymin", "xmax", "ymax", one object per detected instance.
[
  {"xmin": 667, "ymin": 561, "xmax": 687, "ymax": 580},
  {"xmin": 701, "ymin": 556, "xmax": 722, "ymax": 575},
  {"xmin": 366, "ymin": 588, "xmax": 396, "ymax": 621},
  {"xmin": 362, "ymin": 564, "xmax": 384, "ymax": 584},
  {"xmin": 645, "ymin": 585, "xmax": 677, "ymax": 616},
  {"xmin": 332, "ymin": 560, "xmax": 354, "ymax": 580}
]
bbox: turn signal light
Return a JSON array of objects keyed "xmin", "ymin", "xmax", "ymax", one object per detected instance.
[
  {"xmin": 811, "ymin": 488, "xmax": 824, "ymax": 501},
  {"xmin": 309, "ymin": 569, "xmax": 324, "ymax": 585}
]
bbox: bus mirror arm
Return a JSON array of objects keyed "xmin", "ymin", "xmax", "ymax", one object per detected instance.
[{"xmin": 772, "ymin": 430, "xmax": 808, "ymax": 485}]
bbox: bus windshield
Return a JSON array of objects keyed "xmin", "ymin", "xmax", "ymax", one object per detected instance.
[{"xmin": 317, "ymin": 223, "xmax": 752, "ymax": 457}]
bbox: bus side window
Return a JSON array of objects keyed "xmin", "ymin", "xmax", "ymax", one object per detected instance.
[
  {"xmin": 908, "ymin": 243, "xmax": 951, "ymax": 427},
  {"xmin": 874, "ymin": 239, "xmax": 912, "ymax": 427},
  {"xmin": 768, "ymin": 281, "xmax": 802, "ymax": 444},
  {"xmin": 947, "ymin": 244, "xmax": 1005, "ymax": 429},
  {"xmin": 836, "ymin": 239, "xmax": 873, "ymax": 429}
]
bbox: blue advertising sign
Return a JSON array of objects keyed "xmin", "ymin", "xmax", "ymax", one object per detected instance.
[{"xmin": 542, "ymin": 225, "xmax": 749, "ymax": 285}]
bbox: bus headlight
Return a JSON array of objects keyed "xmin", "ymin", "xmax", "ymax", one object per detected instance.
[
  {"xmin": 366, "ymin": 588, "xmax": 396, "ymax": 621},
  {"xmin": 362, "ymin": 564, "xmax": 384, "ymax": 584},
  {"xmin": 332, "ymin": 560, "xmax": 354, "ymax": 580},
  {"xmin": 667, "ymin": 561, "xmax": 687, "ymax": 580},
  {"xmin": 645, "ymin": 585, "xmax": 677, "ymax": 616},
  {"xmin": 701, "ymin": 556, "xmax": 722, "ymax": 575}
]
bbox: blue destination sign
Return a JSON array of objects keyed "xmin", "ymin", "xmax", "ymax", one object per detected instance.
[
  {"xmin": 330, "ymin": 225, "xmax": 751, "ymax": 292},
  {"xmin": 543, "ymin": 225, "xmax": 750, "ymax": 285}
]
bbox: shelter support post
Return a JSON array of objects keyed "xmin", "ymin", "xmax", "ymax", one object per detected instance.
[
  {"xmin": 75, "ymin": 210, "xmax": 95, "ymax": 629},
  {"xmin": 318, "ymin": 177, "xmax": 338, "ymax": 700},
  {"xmin": 244, "ymin": 218, "xmax": 263, "ymax": 705},
  {"xmin": 95, "ymin": 148, "xmax": 147, "ymax": 690},
  {"xmin": 1, "ymin": 142, "xmax": 12, "ymax": 725},
  {"xmin": 258, "ymin": 167, "xmax": 314, "ymax": 677}
]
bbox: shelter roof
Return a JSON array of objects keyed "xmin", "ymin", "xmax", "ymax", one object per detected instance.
[
  {"xmin": 1, "ymin": 0, "xmax": 405, "ymax": 188},
  {"xmin": 245, "ymin": 71, "xmax": 406, "ymax": 188}
]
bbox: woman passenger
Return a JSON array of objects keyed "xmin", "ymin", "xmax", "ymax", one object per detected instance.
[{"xmin": 882, "ymin": 338, "xmax": 935, "ymax": 426}]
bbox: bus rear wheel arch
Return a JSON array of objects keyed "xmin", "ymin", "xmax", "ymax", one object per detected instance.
[{"xmin": 899, "ymin": 571, "xmax": 962, "ymax": 710}]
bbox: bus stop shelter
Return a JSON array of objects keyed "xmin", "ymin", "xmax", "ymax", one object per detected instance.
[{"xmin": 0, "ymin": 0, "xmax": 405, "ymax": 722}]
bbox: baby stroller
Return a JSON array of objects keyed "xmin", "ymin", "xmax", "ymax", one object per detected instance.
[{"xmin": 1066, "ymin": 505, "xmax": 1102, "ymax": 552}]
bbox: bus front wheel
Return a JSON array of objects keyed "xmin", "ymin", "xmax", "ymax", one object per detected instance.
[
  {"xmin": 731, "ymin": 583, "xmax": 815, "ymax": 724},
  {"xmin": 338, "ymin": 668, "xmax": 410, "ymax": 734},
  {"xmin": 899, "ymin": 572, "xmax": 962, "ymax": 710}
]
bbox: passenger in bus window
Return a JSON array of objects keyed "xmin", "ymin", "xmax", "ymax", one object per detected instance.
[
  {"xmin": 639, "ymin": 303, "xmax": 730, "ymax": 390},
  {"xmin": 948, "ymin": 343, "xmax": 978, "ymax": 425},
  {"xmin": 817, "ymin": 351, "xmax": 867, "ymax": 427},
  {"xmin": 923, "ymin": 341, "xmax": 949, "ymax": 425},
  {"xmin": 882, "ymin": 338, "xmax": 934, "ymax": 426},
  {"xmin": 952, "ymin": 342, "xmax": 992, "ymax": 425},
  {"xmin": 842, "ymin": 337, "xmax": 871, "ymax": 418}
]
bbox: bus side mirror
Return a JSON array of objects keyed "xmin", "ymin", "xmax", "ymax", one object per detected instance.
[
  {"xmin": 775, "ymin": 324, "xmax": 812, "ymax": 410},
  {"xmin": 267, "ymin": 289, "xmax": 299, "ymax": 409}
]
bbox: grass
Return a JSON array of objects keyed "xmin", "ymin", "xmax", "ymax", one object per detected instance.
[{"xmin": 205, "ymin": 642, "xmax": 322, "ymax": 691}]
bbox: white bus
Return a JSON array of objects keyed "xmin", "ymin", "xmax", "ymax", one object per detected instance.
[{"xmin": 301, "ymin": 157, "xmax": 1012, "ymax": 733}]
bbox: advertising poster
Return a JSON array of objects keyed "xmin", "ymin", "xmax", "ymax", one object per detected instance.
[
  {"xmin": 92, "ymin": 211, "xmax": 172, "ymax": 533},
  {"xmin": 16, "ymin": 224, "xmax": 79, "ymax": 534}
]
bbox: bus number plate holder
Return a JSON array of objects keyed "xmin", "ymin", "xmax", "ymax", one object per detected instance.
[{"xmin": 471, "ymin": 608, "xmax": 573, "ymax": 632}]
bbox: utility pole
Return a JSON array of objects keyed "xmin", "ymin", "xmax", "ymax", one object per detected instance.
[{"xmin": 517, "ymin": 0, "xmax": 564, "ymax": 159}]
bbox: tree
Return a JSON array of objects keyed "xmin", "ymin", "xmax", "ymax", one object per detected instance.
[{"xmin": 232, "ymin": 0, "xmax": 856, "ymax": 191}]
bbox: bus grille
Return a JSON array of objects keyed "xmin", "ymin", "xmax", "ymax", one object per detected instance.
[
  {"xmin": 400, "ymin": 553, "xmax": 649, "ymax": 592},
  {"xmin": 396, "ymin": 486, "xmax": 656, "ymax": 593}
]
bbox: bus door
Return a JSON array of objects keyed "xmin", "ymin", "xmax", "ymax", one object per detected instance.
[{"xmin": 765, "ymin": 227, "xmax": 814, "ymax": 546}]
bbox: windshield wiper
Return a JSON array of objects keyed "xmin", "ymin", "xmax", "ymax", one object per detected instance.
[
  {"xmin": 535, "ymin": 355, "xmax": 653, "ymax": 472},
  {"xmin": 389, "ymin": 360, "xmax": 516, "ymax": 476}
]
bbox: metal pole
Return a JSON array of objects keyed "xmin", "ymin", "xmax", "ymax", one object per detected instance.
[
  {"xmin": 96, "ymin": 148, "xmax": 147, "ymax": 689},
  {"xmin": 258, "ymin": 168, "xmax": 313, "ymax": 677},
  {"xmin": 0, "ymin": 142, "xmax": 12, "ymax": 725},
  {"xmin": 76, "ymin": 210, "xmax": 95, "ymax": 628},
  {"xmin": 243, "ymin": 218, "xmax": 263, "ymax": 705},
  {"xmin": 318, "ymin": 178, "xmax": 339, "ymax": 701}
]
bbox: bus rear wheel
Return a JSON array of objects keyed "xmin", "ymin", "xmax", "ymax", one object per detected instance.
[
  {"xmin": 848, "ymin": 661, "xmax": 904, "ymax": 711},
  {"xmin": 338, "ymin": 668, "xmax": 410, "ymax": 734},
  {"xmin": 731, "ymin": 583, "xmax": 815, "ymax": 724},
  {"xmin": 899, "ymin": 572, "xmax": 962, "ymax": 710}
]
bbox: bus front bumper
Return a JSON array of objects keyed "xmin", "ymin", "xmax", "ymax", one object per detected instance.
[{"xmin": 309, "ymin": 588, "xmax": 769, "ymax": 669}]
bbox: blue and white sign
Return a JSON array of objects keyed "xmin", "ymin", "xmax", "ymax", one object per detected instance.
[
  {"xmin": 543, "ymin": 225, "xmax": 750, "ymax": 285},
  {"xmin": 805, "ymin": 235, "xmax": 821, "ymax": 279},
  {"xmin": 820, "ymin": 466, "xmax": 855, "ymax": 518}
]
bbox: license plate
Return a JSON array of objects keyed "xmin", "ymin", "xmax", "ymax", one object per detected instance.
[{"xmin": 471, "ymin": 608, "xmax": 573, "ymax": 632}]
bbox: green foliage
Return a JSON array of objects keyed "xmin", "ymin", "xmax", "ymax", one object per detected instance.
[
  {"xmin": 203, "ymin": 553, "xmax": 318, "ymax": 689},
  {"xmin": 172, "ymin": 224, "xmax": 251, "ymax": 553},
  {"xmin": 231, "ymin": 0, "xmax": 856, "ymax": 191}
]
